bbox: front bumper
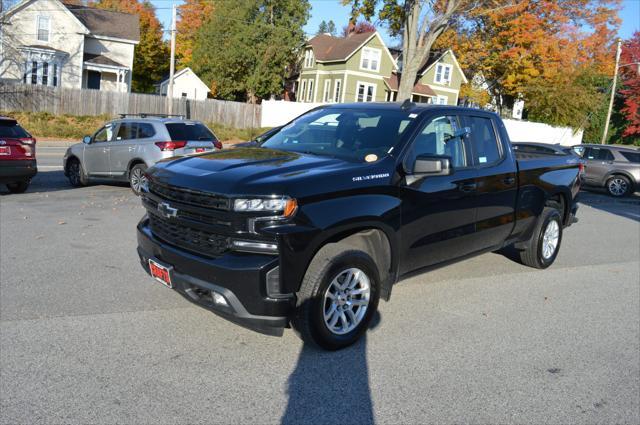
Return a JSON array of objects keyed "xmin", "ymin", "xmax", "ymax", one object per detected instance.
[
  {"xmin": 137, "ymin": 217, "xmax": 291, "ymax": 336},
  {"xmin": 0, "ymin": 159, "xmax": 37, "ymax": 183}
]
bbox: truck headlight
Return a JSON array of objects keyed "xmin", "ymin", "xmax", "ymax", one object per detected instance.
[{"xmin": 233, "ymin": 197, "xmax": 297, "ymax": 217}]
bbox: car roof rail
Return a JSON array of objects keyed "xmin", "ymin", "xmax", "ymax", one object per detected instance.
[{"xmin": 118, "ymin": 113, "xmax": 185, "ymax": 119}]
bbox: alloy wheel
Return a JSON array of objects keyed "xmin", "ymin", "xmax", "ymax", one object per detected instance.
[
  {"xmin": 608, "ymin": 178, "xmax": 628, "ymax": 197},
  {"xmin": 130, "ymin": 168, "xmax": 147, "ymax": 193},
  {"xmin": 541, "ymin": 219, "xmax": 560, "ymax": 260},
  {"xmin": 323, "ymin": 268, "xmax": 371, "ymax": 335}
]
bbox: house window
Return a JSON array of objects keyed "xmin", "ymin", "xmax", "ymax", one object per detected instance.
[
  {"xmin": 434, "ymin": 63, "xmax": 452, "ymax": 85},
  {"xmin": 436, "ymin": 95, "xmax": 448, "ymax": 105},
  {"xmin": 356, "ymin": 82, "xmax": 376, "ymax": 102},
  {"xmin": 37, "ymin": 16, "xmax": 50, "ymax": 42},
  {"xmin": 42, "ymin": 62, "xmax": 48, "ymax": 86},
  {"xmin": 304, "ymin": 49, "xmax": 314, "ymax": 68},
  {"xmin": 323, "ymin": 79, "xmax": 331, "ymax": 102},
  {"xmin": 31, "ymin": 61, "xmax": 37, "ymax": 84},
  {"xmin": 300, "ymin": 80, "xmax": 307, "ymax": 102},
  {"xmin": 360, "ymin": 47, "xmax": 381, "ymax": 72},
  {"xmin": 307, "ymin": 79, "xmax": 314, "ymax": 102},
  {"xmin": 53, "ymin": 64, "xmax": 58, "ymax": 87},
  {"xmin": 333, "ymin": 79, "xmax": 341, "ymax": 103}
]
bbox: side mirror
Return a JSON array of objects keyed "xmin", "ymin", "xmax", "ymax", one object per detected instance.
[
  {"xmin": 82, "ymin": 136, "xmax": 92, "ymax": 144},
  {"xmin": 413, "ymin": 155, "xmax": 452, "ymax": 176}
]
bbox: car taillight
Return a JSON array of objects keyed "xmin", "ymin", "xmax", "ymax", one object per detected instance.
[
  {"xmin": 155, "ymin": 141, "xmax": 187, "ymax": 151},
  {"xmin": 19, "ymin": 138, "xmax": 36, "ymax": 157},
  {"xmin": 578, "ymin": 162, "xmax": 585, "ymax": 174},
  {"xmin": 213, "ymin": 140, "xmax": 223, "ymax": 150},
  {"xmin": 19, "ymin": 137, "xmax": 36, "ymax": 145}
]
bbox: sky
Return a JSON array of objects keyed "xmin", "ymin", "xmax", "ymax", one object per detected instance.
[{"xmin": 152, "ymin": 0, "xmax": 640, "ymax": 43}]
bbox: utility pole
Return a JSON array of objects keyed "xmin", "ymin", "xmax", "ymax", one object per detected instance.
[
  {"xmin": 167, "ymin": 3, "xmax": 177, "ymax": 115},
  {"xmin": 601, "ymin": 38, "xmax": 622, "ymax": 145}
]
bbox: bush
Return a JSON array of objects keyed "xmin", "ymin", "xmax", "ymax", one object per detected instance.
[{"xmin": 0, "ymin": 111, "xmax": 270, "ymax": 143}]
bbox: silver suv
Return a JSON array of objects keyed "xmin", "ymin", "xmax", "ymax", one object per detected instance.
[
  {"xmin": 63, "ymin": 115, "xmax": 221, "ymax": 194},
  {"xmin": 573, "ymin": 144, "xmax": 640, "ymax": 197}
]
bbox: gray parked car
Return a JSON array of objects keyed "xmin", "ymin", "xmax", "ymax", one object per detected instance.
[
  {"xmin": 63, "ymin": 115, "xmax": 222, "ymax": 194},
  {"xmin": 572, "ymin": 144, "xmax": 640, "ymax": 197}
]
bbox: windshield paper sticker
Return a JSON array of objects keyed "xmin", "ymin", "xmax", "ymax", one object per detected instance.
[{"xmin": 353, "ymin": 172, "xmax": 390, "ymax": 182}]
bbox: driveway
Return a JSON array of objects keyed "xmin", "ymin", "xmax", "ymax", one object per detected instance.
[{"xmin": 1, "ymin": 164, "xmax": 639, "ymax": 424}]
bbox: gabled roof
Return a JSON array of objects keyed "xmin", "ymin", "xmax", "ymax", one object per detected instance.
[
  {"xmin": 65, "ymin": 4, "xmax": 140, "ymax": 42},
  {"xmin": 307, "ymin": 32, "xmax": 374, "ymax": 62},
  {"xmin": 419, "ymin": 49, "xmax": 468, "ymax": 84},
  {"xmin": 306, "ymin": 31, "xmax": 398, "ymax": 69},
  {"xmin": 157, "ymin": 68, "xmax": 210, "ymax": 92}
]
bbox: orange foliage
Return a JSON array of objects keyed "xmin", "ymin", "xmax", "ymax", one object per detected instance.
[{"xmin": 176, "ymin": 0, "xmax": 215, "ymax": 65}]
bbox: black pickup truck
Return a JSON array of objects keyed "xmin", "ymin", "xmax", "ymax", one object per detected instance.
[{"xmin": 137, "ymin": 103, "xmax": 580, "ymax": 350}]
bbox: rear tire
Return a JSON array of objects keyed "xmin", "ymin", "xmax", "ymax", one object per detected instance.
[
  {"xmin": 67, "ymin": 158, "xmax": 87, "ymax": 187},
  {"xmin": 6, "ymin": 180, "xmax": 29, "ymax": 193},
  {"xmin": 518, "ymin": 206, "xmax": 563, "ymax": 269},
  {"xmin": 129, "ymin": 163, "xmax": 148, "ymax": 195},
  {"xmin": 291, "ymin": 249, "xmax": 380, "ymax": 350},
  {"xmin": 606, "ymin": 175, "xmax": 631, "ymax": 197}
]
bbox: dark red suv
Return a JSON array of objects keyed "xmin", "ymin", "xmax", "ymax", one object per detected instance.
[{"xmin": 0, "ymin": 117, "xmax": 37, "ymax": 193}]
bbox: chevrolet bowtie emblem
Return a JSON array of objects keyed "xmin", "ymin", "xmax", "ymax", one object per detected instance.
[{"xmin": 157, "ymin": 202, "xmax": 178, "ymax": 219}]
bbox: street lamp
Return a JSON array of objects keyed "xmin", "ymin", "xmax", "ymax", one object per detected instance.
[{"xmin": 601, "ymin": 38, "xmax": 640, "ymax": 144}]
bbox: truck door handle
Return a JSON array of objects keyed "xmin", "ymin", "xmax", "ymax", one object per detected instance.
[
  {"xmin": 458, "ymin": 182, "xmax": 477, "ymax": 193},
  {"xmin": 503, "ymin": 176, "xmax": 516, "ymax": 185}
]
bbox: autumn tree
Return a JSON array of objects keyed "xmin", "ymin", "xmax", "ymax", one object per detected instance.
[
  {"xmin": 341, "ymin": 20, "xmax": 376, "ymax": 37},
  {"xmin": 345, "ymin": 0, "xmax": 506, "ymax": 100},
  {"xmin": 91, "ymin": 0, "xmax": 169, "ymax": 93},
  {"xmin": 192, "ymin": 0, "xmax": 310, "ymax": 103},
  {"xmin": 615, "ymin": 32, "xmax": 640, "ymax": 143},
  {"xmin": 176, "ymin": 0, "xmax": 214, "ymax": 66}
]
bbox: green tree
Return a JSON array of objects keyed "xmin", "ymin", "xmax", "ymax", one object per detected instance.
[
  {"xmin": 91, "ymin": 0, "xmax": 169, "ymax": 93},
  {"xmin": 192, "ymin": 0, "xmax": 310, "ymax": 103},
  {"xmin": 327, "ymin": 20, "xmax": 337, "ymax": 36},
  {"xmin": 317, "ymin": 20, "xmax": 329, "ymax": 34}
]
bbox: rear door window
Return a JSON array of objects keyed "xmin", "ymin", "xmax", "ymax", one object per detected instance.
[
  {"xmin": 466, "ymin": 116, "xmax": 502, "ymax": 165},
  {"xmin": 137, "ymin": 123, "xmax": 155, "ymax": 139},
  {"xmin": 116, "ymin": 122, "xmax": 137, "ymax": 140},
  {"xmin": 620, "ymin": 151, "xmax": 640, "ymax": 163},
  {"xmin": 165, "ymin": 122, "xmax": 217, "ymax": 141},
  {"xmin": 0, "ymin": 121, "xmax": 30, "ymax": 138}
]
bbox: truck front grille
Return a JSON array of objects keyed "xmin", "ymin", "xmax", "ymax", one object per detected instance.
[
  {"xmin": 149, "ymin": 214, "xmax": 229, "ymax": 258},
  {"xmin": 149, "ymin": 181, "xmax": 230, "ymax": 210}
]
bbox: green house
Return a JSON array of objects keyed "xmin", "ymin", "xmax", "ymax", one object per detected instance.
[
  {"xmin": 297, "ymin": 31, "xmax": 398, "ymax": 104},
  {"xmin": 297, "ymin": 31, "xmax": 467, "ymax": 106}
]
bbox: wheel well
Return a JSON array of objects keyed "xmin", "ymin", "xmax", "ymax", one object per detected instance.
[
  {"xmin": 311, "ymin": 228, "xmax": 393, "ymax": 300},
  {"xmin": 64, "ymin": 155, "xmax": 79, "ymax": 173},
  {"xmin": 547, "ymin": 193, "xmax": 568, "ymax": 225},
  {"xmin": 127, "ymin": 159, "xmax": 146, "ymax": 177}
]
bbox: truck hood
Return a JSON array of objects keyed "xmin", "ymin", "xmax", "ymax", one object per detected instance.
[{"xmin": 148, "ymin": 147, "xmax": 394, "ymax": 198}]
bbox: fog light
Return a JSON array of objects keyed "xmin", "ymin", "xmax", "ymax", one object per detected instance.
[
  {"xmin": 266, "ymin": 266, "xmax": 290, "ymax": 299},
  {"xmin": 212, "ymin": 291, "xmax": 229, "ymax": 306}
]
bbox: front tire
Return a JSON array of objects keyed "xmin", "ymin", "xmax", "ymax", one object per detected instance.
[
  {"xmin": 67, "ymin": 158, "xmax": 87, "ymax": 187},
  {"xmin": 6, "ymin": 180, "xmax": 29, "ymax": 193},
  {"xmin": 291, "ymin": 249, "xmax": 380, "ymax": 350},
  {"xmin": 606, "ymin": 175, "xmax": 631, "ymax": 197},
  {"xmin": 518, "ymin": 206, "xmax": 563, "ymax": 269}
]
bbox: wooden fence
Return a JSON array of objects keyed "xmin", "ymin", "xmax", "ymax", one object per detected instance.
[{"xmin": 0, "ymin": 83, "xmax": 261, "ymax": 129}]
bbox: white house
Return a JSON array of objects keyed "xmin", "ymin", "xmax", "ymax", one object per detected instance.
[
  {"xmin": 156, "ymin": 67, "xmax": 210, "ymax": 101},
  {"xmin": 0, "ymin": 0, "xmax": 140, "ymax": 92}
]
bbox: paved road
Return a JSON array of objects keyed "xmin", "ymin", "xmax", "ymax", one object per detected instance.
[{"xmin": 1, "ymin": 157, "xmax": 639, "ymax": 423}]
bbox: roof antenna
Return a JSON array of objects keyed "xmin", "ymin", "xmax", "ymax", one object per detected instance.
[{"xmin": 400, "ymin": 99, "xmax": 415, "ymax": 111}]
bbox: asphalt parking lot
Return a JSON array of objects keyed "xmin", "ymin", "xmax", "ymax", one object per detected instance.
[{"xmin": 1, "ymin": 147, "xmax": 639, "ymax": 424}]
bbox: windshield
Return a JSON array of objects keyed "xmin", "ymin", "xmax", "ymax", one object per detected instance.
[{"xmin": 261, "ymin": 108, "xmax": 415, "ymax": 162}]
